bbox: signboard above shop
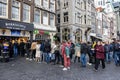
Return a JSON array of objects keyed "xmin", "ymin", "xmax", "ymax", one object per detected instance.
[{"xmin": 0, "ymin": 18, "xmax": 34, "ymax": 31}]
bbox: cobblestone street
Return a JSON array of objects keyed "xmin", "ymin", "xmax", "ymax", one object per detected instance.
[{"xmin": 0, "ymin": 58, "xmax": 120, "ymax": 80}]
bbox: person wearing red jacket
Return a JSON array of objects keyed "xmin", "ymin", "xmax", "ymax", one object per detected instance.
[
  {"xmin": 61, "ymin": 41, "xmax": 70, "ymax": 71},
  {"xmin": 94, "ymin": 41, "xmax": 105, "ymax": 71}
]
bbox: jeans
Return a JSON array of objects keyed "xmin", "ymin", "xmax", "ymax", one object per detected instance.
[
  {"xmin": 80, "ymin": 54, "xmax": 87, "ymax": 66},
  {"xmin": 114, "ymin": 52, "xmax": 120, "ymax": 65},
  {"xmin": 106, "ymin": 52, "xmax": 111, "ymax": 62},
  {"xmin": 13, "ymin": 47, "xmax": 18, "ymax": 57},
  {"xmin": 46, "ymin": 53, "xmax": 50, "ymax": 63}
]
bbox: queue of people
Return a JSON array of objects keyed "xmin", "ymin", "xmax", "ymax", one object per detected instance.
[{"xmin": 0, "ymin": 39, "xmax": 120, "ymax": 72}]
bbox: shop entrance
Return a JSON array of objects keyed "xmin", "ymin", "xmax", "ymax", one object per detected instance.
[{"xmin": 0, "ymin": 36, "xmax": 29, "ymax": 43}]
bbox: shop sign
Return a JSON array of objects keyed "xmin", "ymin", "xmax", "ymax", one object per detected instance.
[
  {"xmin": 34, "ymin": 30, "xmax": 50, "ymax": 35},
  {"xmin": 0, "ymin": 18, "xmax": 33, "ymax": 31}
]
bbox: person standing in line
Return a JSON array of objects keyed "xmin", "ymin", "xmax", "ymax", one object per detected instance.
[
  {"xmin": 69, "ymin": 41, "xmax": 75, "ymax": 61},
  {"xmin": 59, "ymin": 42, "xmax": 64, "ymax": 67},
  {"xmin": 0, "ymin": 41, "xmax": 2, "ymax": 56},
  {"xmin": 25, "ymin": 40, "xmax": 31, "ymax": 60},
  {"xmin": 87, "ymin": 42, "xmax": 92, "ymax": 65},
  {"xmin": 113, "ymin": 40, "xmax": 120, "ymax": 66},
  {"xmin": 62, "ymin": 41, "xmax": 71, "ymax": 71},
  {"xmin": 104, "ymin": 42, "xmax": 111, "ymax": 63},
  {"xmin": 91, "ymin": 41, "xmax": 97, "ymax": 64},
  {"xmin": 40, "ymin": 40, "xmax": 45, "ymax": 62},
  {"xmin": 54, "ymin": 41, "xmax": 60, "ymax": 64},
  {"xmin": 35, "ymin": 41, "xmax": 41, "ymax": 63},
  {"xmin": 13, "ymin": 40, "xmax": 18, "ymax": 57},
  {"xmin": 9, "ymin": 40, "xmax": 13, "ymax": 58},
  {"xmin": 94, "ymin": 41, "xmax": 105, "ymax": 71},
  {"xmin": 30, "ymin": 40, "xmax": 37, "ymax": 60},
  {"xmin": 19, "ymin": 40, "xmax": 25, "ymax": 57},
  {"xmin": 44, "ymin": 40, "xmax": 51, "ymax": 64},
  {"xmin": 51, "ymin": 41, "xmax": 56, "ymax": 64},
  {"xmin": 80, "ymin": 41, "xmax": 88, "ymax": 67},
  {"xmin": 74, "ymin": 42, "xmax": 81, "ymax": 63}
]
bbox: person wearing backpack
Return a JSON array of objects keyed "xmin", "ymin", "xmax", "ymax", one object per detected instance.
[{"xmin": 61, "ymin": 41, "xmax": 71, "ymax": 71}]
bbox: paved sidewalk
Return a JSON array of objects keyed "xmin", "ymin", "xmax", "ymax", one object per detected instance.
[{"xmin": 0, "ymin": 58, "xmax": 120, "ymax": 80}]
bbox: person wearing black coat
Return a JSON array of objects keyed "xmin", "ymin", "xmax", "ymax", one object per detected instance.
[
  {"xmin": 9, "ymin": 40, "xmax": 13, "ymax": 58},
  {"xmin": 80, "ymin": 42, "xmax": 88, "ymax": 67},
  {"xmin": 19, "ymin": 40, "xmax": 25, "ymax": 57},
  {"xmin": 25, "ymin": 40, "xmax": 31, "ymax": 59},
  {"xmin": 44, "ymin": 40, "xmax": 51, "ymax": 63}
]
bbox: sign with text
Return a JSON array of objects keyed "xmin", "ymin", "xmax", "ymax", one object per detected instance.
[{"xmin": 0, "ymin": 18, "xmax": 33, "ymax": 31}]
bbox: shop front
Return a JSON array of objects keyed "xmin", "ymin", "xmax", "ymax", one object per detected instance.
[
  {"xmin": 0, "ymin": 18, "xmax": 34, "ymax": 43},
  {"xmin": 33, "ymin": 23, "xmax": 57, "ymax": 43}
]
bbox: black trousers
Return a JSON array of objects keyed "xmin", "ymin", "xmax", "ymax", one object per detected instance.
[
  {"xmin": 88, "ymin": 53, "xmax": 92, "ymax": 63},
  {"xmin": 74, "ymin": 56, "xmax": 80, "ymax": 63},
  {"xmin": 60, "ymin": 55, "xmax": 64, "ymax": 65},
  {"xmin": 54, "ymin": 50, "xmax": 60, "ymax": 64},
  {"xmin": 20, "ymin": 49, "xmax": 25, "ymax": 57},
  {"xmin": 31, "ymin": 49, "xmax": 36, "ymax": 59},
  {"xmin": 95, "ymin": 59, "xmax": 105, "ymax": 70}
]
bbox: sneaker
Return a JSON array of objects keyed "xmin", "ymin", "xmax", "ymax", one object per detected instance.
[
  {"xmin": 93, "ymin": 68, "xmax": 98, "ymax": 72},
  {"xmin": 59, "ymin": 65, "xmax": 64, "ymax": 68},
  {"xmin": 67, "ymin": 67, "xmax": 70, "ymax": 70},
  {"xmin": 29, "ymin": 59, "xmax": 32, "ymax": 61},
  {"xmin": 26, "ymin": 58, "xmax": 29, "ymax": 60},
  {"xmin": 63, "ymin": 68, "xmax": 68, "ymax": 71},
  {"xmin": 37, "ymin": 62, "xmax": 41, "ymax": 63},
  {"xmin": 33, "ymin": 58, "xmax": 36, "ymax": 60},
  {"xmin": 87, "ymin": 63, "xmax": 92, "ymax": 66}
]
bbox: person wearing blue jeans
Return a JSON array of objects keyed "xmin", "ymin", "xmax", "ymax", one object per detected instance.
[
  {"xmin": 80, "ymin": 54, "xmax": 86, "ymax": 67},
  {"xmin": 113, "ymin": 40, "xmax": 120, "ymax": 66},
  {"xmin": 114, "ymin": 51, "xmax": 120, "ymax": 66},
  {"xmin": 44, "ymin": 40, "xmax": 51, "ymax": 64},
  {"xmin": 46, "ymin": 53, "xmax": 50, "ymax": 63},
  {"xmin": 80, "ymin": 42, "xmax": 88, "ymax": 67},
  {"xmin": 104, "ymin": 42, "xmax": 111, "ymax": 63},
  {"xmin": 106, "ymin": 52, "xmax": 110, "ymax": 62}
]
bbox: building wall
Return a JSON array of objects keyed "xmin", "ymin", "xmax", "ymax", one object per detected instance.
[
  {"xmin": 57, "ymin": 0, "xmax": 94, "ymax": 42},
  {"xmin": 0, "ymin": 0, "xmax": 57, "ymax": 41}
]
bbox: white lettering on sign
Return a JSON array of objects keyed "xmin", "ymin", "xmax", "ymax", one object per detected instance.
[{"xmin": 5, "ymin": 23, "xmax": 26, "ymax": 28}]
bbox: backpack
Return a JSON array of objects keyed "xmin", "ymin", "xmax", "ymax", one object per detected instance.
[
  {"xmin": 40, "ymin": 43, "xmax": 45, "ymax": 51},
  {"xmin": 104, "ymin": 45, "xmax": 109, "ymax": 53},
  {"xmin": 114, "ymin": 43, "xmax": 119, "ymax": 51},
  {"xmin": 65, "ymin": 46, "xmax": 70, "ymax": 57}
]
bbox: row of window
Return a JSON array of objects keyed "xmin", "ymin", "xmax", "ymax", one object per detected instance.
[
  {"xmin": 57, "ymin": 12, "xmax": 90, "ymax": 25},
  {"xmin": 34, "ymin": 9, "xmax": 55, "ymax": 26},
  {"xmin": 0, "ymin": 0, "xmax": 55, "ymax": 26},
  {"xmin": 35, "ymin": 0, "xmax": 55, "ymax": 11},
  {"xmin": 57, "ymin": 12, "xmax": 69, "ymax": 23},
  {"xmin": 98, "ymin": 0, "xmax": 105, "ymax": 6}
]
